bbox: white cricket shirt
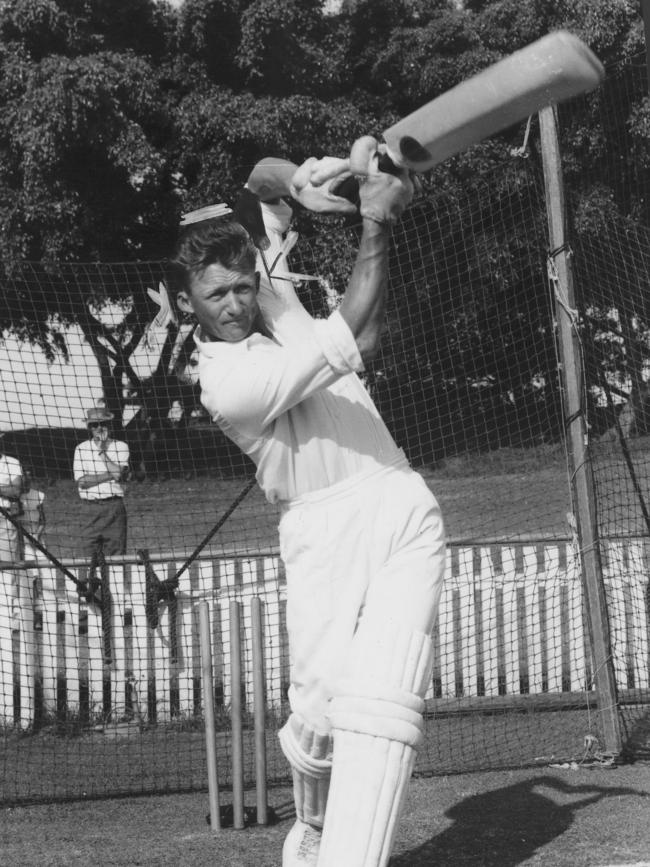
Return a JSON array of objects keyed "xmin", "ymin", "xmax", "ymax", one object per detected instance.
[{"xmin": 195, "ymin": 205, "xmax": 403, "ymax": 504}]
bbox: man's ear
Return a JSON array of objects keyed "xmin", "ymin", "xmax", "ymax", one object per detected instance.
[
  {"xmin": 255, "ymin": 272, "xmax": 261, "ymax": 293},
  {"xmin": 176, "ymin": 290, "xmax": 194, "ymax": 315}
]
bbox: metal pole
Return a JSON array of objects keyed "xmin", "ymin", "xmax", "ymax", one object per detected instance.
[
  {"xmin": 199, "ymin": 601, "xmax": 221, "ymax": 831},
  {"xmin": 539, "ymin": 105, "xmax": 622, "ymax": 757}
]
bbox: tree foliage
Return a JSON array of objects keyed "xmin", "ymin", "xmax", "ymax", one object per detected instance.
[
  {"xmin": 0, "ymin": 0, "xmax": 642, "ymax": 271},
  {"xmin": 0, "ymin": 0, "xmax": 647, "ymax": 456}
]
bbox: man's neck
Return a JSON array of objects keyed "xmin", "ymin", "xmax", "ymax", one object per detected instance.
[{"xmin": 197, "ymin": 316, "xmax": 269, "ymax": 344}]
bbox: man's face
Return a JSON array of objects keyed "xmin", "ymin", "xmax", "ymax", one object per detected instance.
[
  {"xmin": 88, "ymin": 422, "xmax": 110, "ymax": 445},
  {"xmin": 177, "ymin": 262, "xmax": 260, "ymax": 343}
]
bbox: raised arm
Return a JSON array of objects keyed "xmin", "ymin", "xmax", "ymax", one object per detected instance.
[
  {"xmin": 244, "ymin": 138, "xmax": 413, "ymax": 363},
  {"xmin": 292, "ymin": 137, "xmax": 414, "ymax": 363}
]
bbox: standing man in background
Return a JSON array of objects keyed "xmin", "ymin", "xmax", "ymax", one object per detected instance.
[{"xmin": 73, "ymin": 407, "xmax": 130, "ymax": 559}]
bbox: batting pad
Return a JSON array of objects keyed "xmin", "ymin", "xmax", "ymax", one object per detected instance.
[
  {"xmin": 282, "ymin": 820, "xmax": 322, "ymax": 867},
  {"xmin": 278, "ymin": 713, "xmax": 332, "ymax": 828},
  {"xmin": 318, "ymin": 621, "xmax": 434, "ymax": 867}
]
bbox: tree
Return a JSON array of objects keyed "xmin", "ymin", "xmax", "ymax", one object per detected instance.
[
  {"xmin": 0, "ymin": 48, "xmax": 178, "ymax": 266},
  {"xmin": 171, "ymin": 87, "xmax": 387, "ymax": 211},
  {"xmin": 0, "ymin": 0, "xmax": 175, "ymax": 60},
  {"xmin": 370, "ymin": 8, "xmax": 499, "ymax": 113},
  {"xmin": 174, "ymin": 0, "xmax": 245, "ymax": 88},
  {"xmin": 0, "ymin": 0, "xmax": 646, "ymax": 467},
  {"xmin": 236, "ymin": 0, "xmax": 340, "ymax": 97}
]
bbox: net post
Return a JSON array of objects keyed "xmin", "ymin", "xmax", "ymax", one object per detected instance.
[
  {"xmin": 199, "ymin": 600, "xmax": 221, "ymax": 832},
  {"xmin": 539, "ymin": 104, "xmax": 622, "ymax": 758}
]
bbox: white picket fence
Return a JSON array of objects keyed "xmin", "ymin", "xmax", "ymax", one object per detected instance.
[{"xmin": 1, "ymin": 539, "xmax": 648, "ymax": 729}]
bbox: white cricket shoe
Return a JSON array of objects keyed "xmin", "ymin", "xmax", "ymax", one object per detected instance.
[{"xmin": 282, "ymin": 820, "xmax": 322, "ymax": 867}]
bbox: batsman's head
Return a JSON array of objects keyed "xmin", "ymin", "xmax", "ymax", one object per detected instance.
[{"xmin": 171, "ymin": 217, "xmax": 260, "ymax": 343}]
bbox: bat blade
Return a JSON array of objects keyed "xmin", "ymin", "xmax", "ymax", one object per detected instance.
[{"xmin": 383, "ymin": 30, "xmax": 604, "ymax": 173}]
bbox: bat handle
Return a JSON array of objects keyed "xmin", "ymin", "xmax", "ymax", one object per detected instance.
[
  {"xmin": 377, "ymin": 151, "xmax": 401, "ymax": 175},
  {"xmin": 332, "ymin": 150, "xmax": 401, "ymax": 205}
]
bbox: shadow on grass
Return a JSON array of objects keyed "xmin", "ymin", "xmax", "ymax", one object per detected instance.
[{"xmin": 392, "ymin": 775, "xmax": 647, "ymax": 866}]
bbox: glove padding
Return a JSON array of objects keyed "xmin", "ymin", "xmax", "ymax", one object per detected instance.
[
  {"xmin": 350, "ymin": 136, "xmax": 414, "ymax": 226},
  {"xmin": 232, "ymin": 187, "xmax": 272, "ymax": 250},
  {"xmin": 246, "ymin": 155, "xmax": 358, "ymax": 216},
  {"xmin": 289, "ymin": 156, "xmax": 358, "ymax": 215},
  {"xmin": 147, "ymin": 282, "xmax": 177, "ymax": 328},
  {"xmin": 241, "ymin": 144, "xmax": 411, "ymax": 228},
  {"xmin": 246, "ymin": 157, "xmax": 296, "ymax": 203}
]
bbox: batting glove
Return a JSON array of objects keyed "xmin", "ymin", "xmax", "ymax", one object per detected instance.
[
  {"xmin": 147, "ymin": 281, "xmax": 177, "ymax": 328},
  {"xmin": 350, "ymin": 136, "xmax": 414, "ymax": 226}
]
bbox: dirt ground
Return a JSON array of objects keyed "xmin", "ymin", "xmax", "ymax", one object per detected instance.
[{"xmin": 2, "ymin": 763, "xmax": 650, "ymax": 866}]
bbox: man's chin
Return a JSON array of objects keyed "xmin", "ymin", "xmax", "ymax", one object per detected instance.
[{"xmin": 217, "ymin": 324, "xmax": 252, "ymax": 343}]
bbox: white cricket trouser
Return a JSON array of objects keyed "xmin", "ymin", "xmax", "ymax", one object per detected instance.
[{"xmin": 278, "ymin": 455, "xmax": 446, "ymax": 731}]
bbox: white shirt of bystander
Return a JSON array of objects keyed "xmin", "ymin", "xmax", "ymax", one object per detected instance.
[{"xmin": 73, "ymin": 440, "xmax": 130, "ymax": 501}]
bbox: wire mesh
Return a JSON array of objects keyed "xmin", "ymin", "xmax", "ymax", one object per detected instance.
[{"xmin": 2, "ymin": 59, "xmax": 650, "ymax": 804}]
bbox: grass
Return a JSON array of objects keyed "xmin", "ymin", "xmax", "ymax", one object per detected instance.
[
  {"xmin": 4, "ymin": 440, "xmax": 650, "ymax": 863},
  {"xmin": 3, "ymin": 764, "xmax": 650, "ymax": 866},
  {"xmin": 34, "ymin": 442, "xmax": 581, "ymax": 561},
  {"xmin": 20, "ymin": 437, "xmax": 650, "ymax": 556},
  {"xmin": 430, "ymin": 442, "xmax": 568, "ymax": 478}
]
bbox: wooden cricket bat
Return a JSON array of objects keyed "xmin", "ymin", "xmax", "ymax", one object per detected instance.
[
  {"xmin": 380, "ymin": 30, "xmax": 604, "ymax": 173},
  {"xmin": 245, "ymin": 30, "xmax": 604, "ymax": 204}
]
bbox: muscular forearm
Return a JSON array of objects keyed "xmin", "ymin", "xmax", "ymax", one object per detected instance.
[{"xmin": 338, "ymin": 220, "xmax": 390, "ymax": 363}]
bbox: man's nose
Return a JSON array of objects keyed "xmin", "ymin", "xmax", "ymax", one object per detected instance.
[{"xmin": 226, "ymin": 291, "xmax": 243, "ymax": 314}]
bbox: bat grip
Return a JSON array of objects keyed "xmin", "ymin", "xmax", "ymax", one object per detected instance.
[
  {"xmin": 331, "ymin": 151, "xmax": 400, "ymax": 205},
  {"xmin": 377, "ymin": 152, "xmax": 401, "ymax": 175}
]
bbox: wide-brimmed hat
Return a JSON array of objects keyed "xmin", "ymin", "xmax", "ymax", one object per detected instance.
[{"xmin": 85, "ymin": 407, "xmax": 114, "ymax": 424}]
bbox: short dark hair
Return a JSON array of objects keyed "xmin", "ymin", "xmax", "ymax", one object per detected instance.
[{"xmin": 168, "ymin": 219, "xmax": 256, "ymax": 295}]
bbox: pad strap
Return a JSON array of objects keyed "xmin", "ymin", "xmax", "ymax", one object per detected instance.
[
  {"xmin": 278, "ymin": 715, "xmax": 332, "ymax": 778},
  {"xmin": 328, "ymin": 694, "xmax": 423, "ymax": 748},
  {"xmin": 279, "ymin": 713, "xmax": 332, "ymax": 828}
]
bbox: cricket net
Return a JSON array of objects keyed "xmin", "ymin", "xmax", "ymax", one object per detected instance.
[{"xmin": 1, "ymin": 59, "xmax": 650, "ymax": 804}]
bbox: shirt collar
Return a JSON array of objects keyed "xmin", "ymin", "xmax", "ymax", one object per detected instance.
[{"xmin": 193, "ymin": 325, "xmax": 268, "ymax": 358}]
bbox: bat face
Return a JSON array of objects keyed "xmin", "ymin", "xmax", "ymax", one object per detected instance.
[{"xmin": 382, "ymin": 30, "xmax": 605, "ymax": 173}]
